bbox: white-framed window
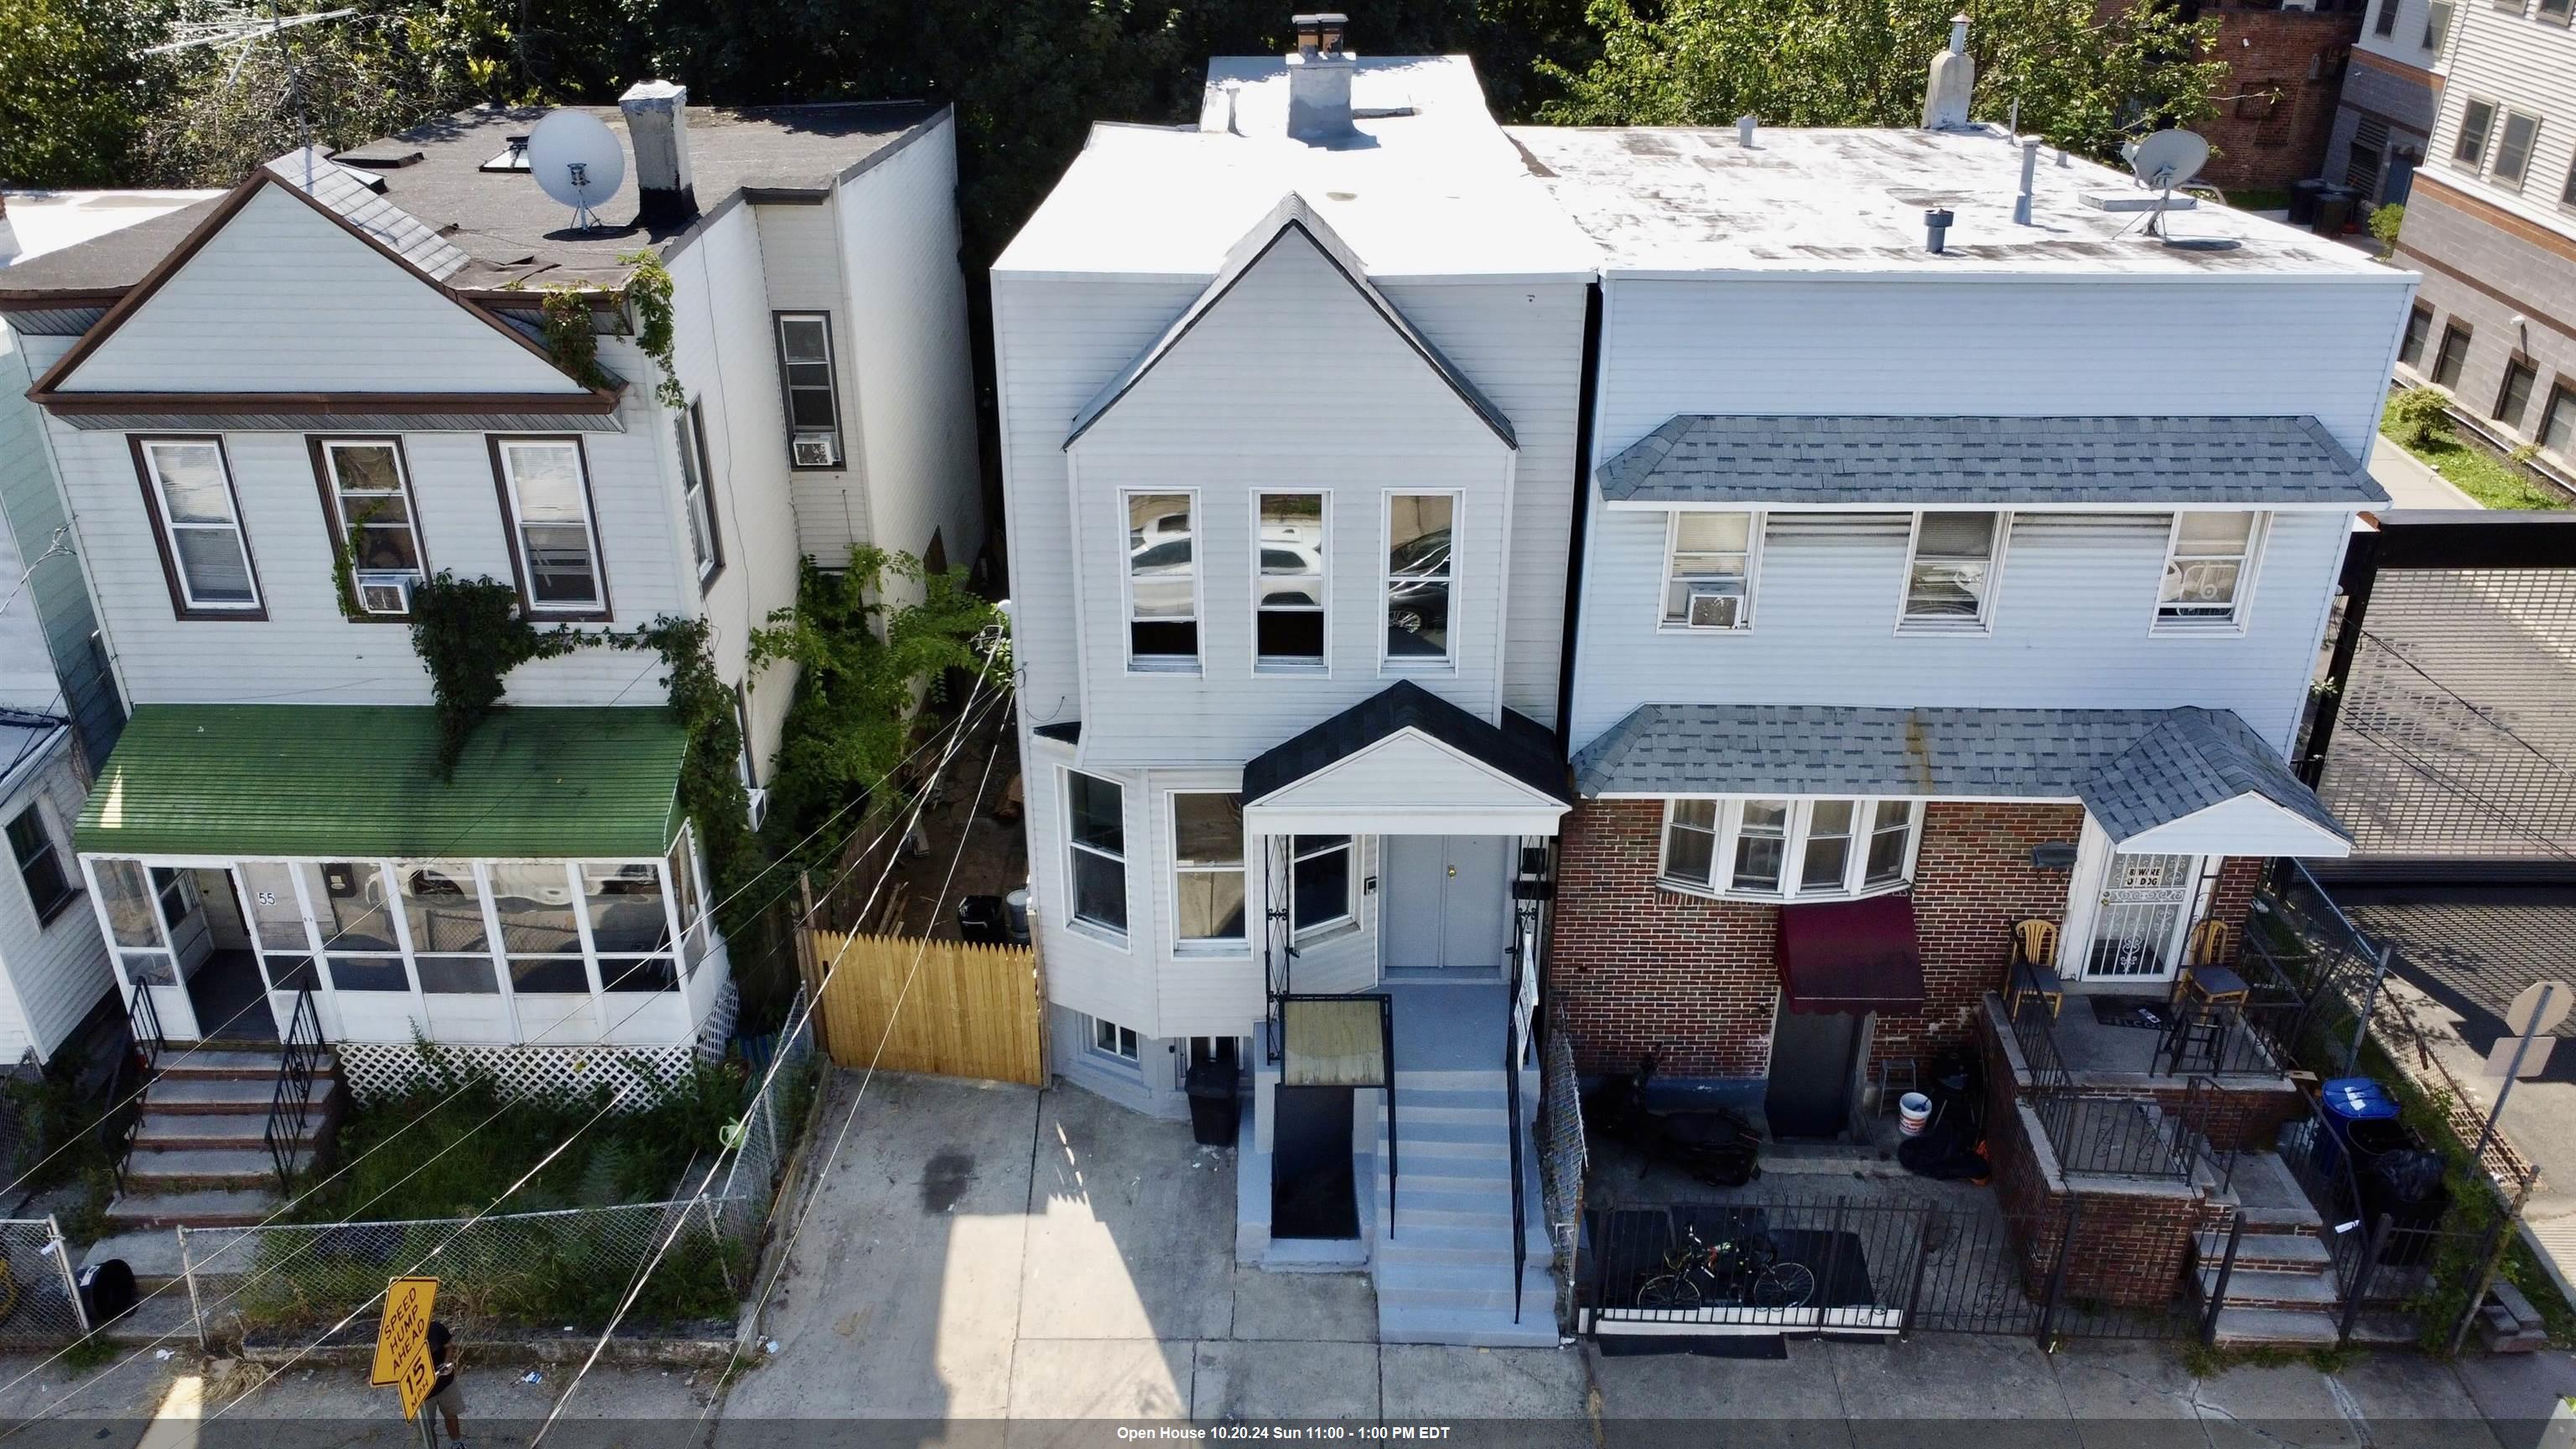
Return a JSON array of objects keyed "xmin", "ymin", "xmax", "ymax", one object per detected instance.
[
  {"xmin": 1291, "ymin": 834, "xmax": 1355, "ymax": 935},
  {"xmin": 2454, "ymin": 97, "xmax": 2496, "ymax": 170},
  {"xmin": 774, "ymin": 314, "xmax": 841, "ymax": 468},
  {"xmin": 1384, "ymin": 492, "xmax": 1455, "ymax": 663},
  {"xmin": 1065, "ymin": 769, "xmax": 1128, "ymax": 935},
  {"xmin": 2491, "ymin": 109, "xmax": 2542, "ymax": 190},
  {"xmin": 1659, "ymin": 512, "xmax": 1758, "ymax": 630},
  {"xmin": 1088, "ymin": 1014, "xmax": 1140, "ymax": 1062},
  {"xmin": 1899, "ymin": 511, "xmax": 2007, "ymax": 631},
  {"xmin": 2423, "ymin": 0, "xmax": 2454, "ymax": 46},
  {"xmin": 1125, "ymin": 491, "xmax": 1198, "ymax": 667},
  {"xmin": 492, "ymin": 438, "xmax": 605, "ymax": 615},
  {"xmin": 135, "ymin": 437, "xmax": 261, "ymax": 614},
  {"xmin": 2155, "ymin": 511, "xmax": 2265, "ymax": 631},
  {"xmin": 315, "ymin": 439, "xmax": 423, "ymax": 615},
  {"xmin": 1255, "ymin": 492, "xmax": 1327, "ymax": 667},
  {"xmin": 1171, "ymin": 792, "xmax": 1246, "ymax": 948},
  {"xmin": 676, "ymin": 401, "xmax": 723, "ymax": 585},
  {"xmin": 1658, "ymin": 797, "xmax": 1924, "ymax": 901}
]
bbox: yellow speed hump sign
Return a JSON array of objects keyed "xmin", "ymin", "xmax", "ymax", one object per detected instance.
[{"xmin": 373, "ymin": 1276, "xmax": 440, "ymax": 1420}]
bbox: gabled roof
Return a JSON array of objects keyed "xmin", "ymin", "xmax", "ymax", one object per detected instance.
[
  {"xmin": 25, "ymin": 169, "xmax": 620, "ymax": 418},
  {"xmin": 1063, "ymin": 193, "xmax": 1515, "ymax": 449},
  {"xmin": 1595, "ymin": 416, "xmax": 2387, "ymax": 510},
  {"xmin": 1571, "ymin": 703, "xmax": 2349, "ymax": 854},
  {"xmin": 264, "ymin": 146, "xmax": 472, "ymax": 282},
  {"xmin": 1244, "ymin": 681, "xmax": 1565, "ymax": 806}
]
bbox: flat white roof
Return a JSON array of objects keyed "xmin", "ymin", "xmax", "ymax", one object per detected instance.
[
  {"xmin": 1509, "ymin": 125, "xmax": 2397, "ymax": 278},
  {"xmin": 995, "ymin": 55, "xmax": 1597, "ymax": 281},
  {"xmin": 0, "ymin": 189, "xmax": 223, "ymax": 268}
]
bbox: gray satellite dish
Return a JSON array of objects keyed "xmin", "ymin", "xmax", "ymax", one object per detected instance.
[
  {"xmin": 527, "ymin": 110, "xmax": 626, "ymax": 231},
  {"xmin": 2130, "ymin": 129, "xmax": 2210, "ymax": 190}
]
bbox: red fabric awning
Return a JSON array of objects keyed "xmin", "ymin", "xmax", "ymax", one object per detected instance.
[{"xmin": 1777, "ymin": 892, "xmax": 1924, "ymax": 1015}]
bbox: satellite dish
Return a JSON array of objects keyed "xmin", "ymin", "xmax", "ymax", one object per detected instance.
[
  {"xmin": 2129, "ymin": 129, "xmax": 2210, "ymax": 190},
  {"xmin": 526, "ymin": 110, "xmax": 626, "ymax": 231}
]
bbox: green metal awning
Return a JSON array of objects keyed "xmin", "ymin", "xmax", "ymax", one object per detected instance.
[{"xmin": 76, "ymin": 704, "xmax": 689, "ymax": 860}]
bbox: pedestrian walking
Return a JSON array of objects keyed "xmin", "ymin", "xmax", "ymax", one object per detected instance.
[{"xmin": 425, "ymin": 1320, "xmax": 465, "ymax": 1449}]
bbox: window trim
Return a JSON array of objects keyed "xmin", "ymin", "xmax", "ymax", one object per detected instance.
[
  {"xmin": 1657, "ymin": 509, "xmax": 1763, "ymax": 632},
  {"xmin": 1380, "ymin": 489, "xmax": 1462, "ymax": 672},
  {"xmin": 1895, "ymin": 510, "xmax": 2010, "ymax": 635},
  {"xmin": 2152, "ymin": 510, "xmax": 2267, "ymax": 636},
  {"xmin": 2494, "ymin": 354, "xmax": 2539, "ymax": 433},
  {"xmin": 1085, "ymin": 1013, "xmax": 1142, "ymax": 1064},
  {"xmin": 772, "ymin": 311, "xmax": 843, "ymax": 471},
  {"xmin": 1167, "ymin": 791, "xmax": 1249, "ymax": 955},
  {"xmin": 7, "ymin": 802, "xmax": 79, "ymax": 927},
  {"xmin": 307, "ymin": 435, "xmax": 425, "ymax": 622},
  {"xmin": 487, "ymin": 434, "xmax": 612, "ymax": 622},
  {"xmin": 1062, "ymin": 767, "xmax": 1130, "ymax": 945},
  {"xmin": 1654, "ymin": 797, "xmax": 1925, "ymax": 903},
  {"xmin": 2432, "ymin": 319, "xmax": 2474, "ymax": 390},
  {"xmin": 2540, "ymin": 377, "xmax": 2576, "ymax": 458},
  {"xmin": 678, "ymin": 399, "xmax": 725, "ymax": 591},
  {"xmin": 2398, "ymin": 302, "xmax": 2433, "ymax": 370},
  {"xmin": 2491, "ymin": 108, "xmax": 2542, "ymax": 190},
  {"xmin": 1122, "ymin": 488, "xmax": 1202, "ymax": 673},
  {"xmin": 130, "ymin": 434, "xmax": 266, "ymax": 621},
  {"xmin": 1252, "ymin": 490, "xmax": 1331, "ymax": 673},
  {"xmin": 1289, "ymin": 834, "xmax": 1358, "ymax": 939}
]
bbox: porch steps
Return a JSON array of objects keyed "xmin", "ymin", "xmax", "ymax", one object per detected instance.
[
  {"xmin": 1370, "ymin": 1067, "xmax": 1558, "ymax": 1349},
  {"xmin": 2231, "ymin": 1233, "xmax": 2333, "ymax": 1273},
  {"xmin": 80, "ymin": 1227, "xmax": 262, "ymax": 1293},
  {"xmin": 102, "ymin": 1187, "xmax": 283, "ymax": 1230},
  {"xmin": 2189, "ymin": 1150, "xmax": 2350, "ymax": 1346},
  {"xmin": 140, "ymin": 1074, "xmax": 335, "ymax": 1115},
  {"xmin": 2208, "ymin": 1306, "xmax": 2343, "ymax": 1347},
  {"xmin": 105, "ymin": 1044, "xmax": 347, "ymax": 1228},
  {"xmin": 2195, "ymin": 1265, "xmax": 2341, "ymax": 1311}
]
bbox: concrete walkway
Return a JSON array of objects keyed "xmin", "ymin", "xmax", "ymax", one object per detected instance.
[{"xmin": 2370, "ymin": 439, "xmax": 2483, "ymax": 510}]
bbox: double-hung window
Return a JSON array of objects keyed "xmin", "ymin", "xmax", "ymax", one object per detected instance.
[
  {"xmin": 775, "ymin": 314, "xmax": 841, "ymax": 468},
  {"xmin": 2432, "ymin": 321, "xmax": 2473, "ymax": 388},
  {"xmin": 1256, "ymin": 493, "xmax": 1327, "ymax": 666},
  {"xmin": 136, "ymin": 438, "xmax": 261, "ymax": 615},
  {"xmin": 2373, "ymin": 0, "xmax": 2400, "ymax": 34},
  {"xmin": 2543, "ymin": 0, "xmax": 2573, "ymax": 22},
  {"xmin": 2398, "ymin": 304, "xmax": 2433, "ymax": 368},
  {"xmin": 2542, "ymin": 382, "xmax": 2576, "ymax": 456},
  {"xmin": 1067, "ymin": 770, "xmax": 1128, "ymax": 934},
  {"xmin": 1171, "ymin": 793, "xmax": 1245, "ymax": 948},
  {"xmin": 1384, "ymin": 493, "xmax": 1454, "ymax": 662},
  {"xmin": 2496, "ymin": 357, "xmax": 2538, "ymax": 431},
  {"xmin": 2455, "ymin": 99, "xmax": 2496, "ymax": 170},
  {"xmin": 2423, "ymin": 0, "xmax": 2455, "ymax": 45},
  {"xmin": 1660, "ymin": 512, "xmax": 1756, "ymax": 629},
  {"xmin": 315, "ymin": 439, "xmax": 423, "ymax": 617},
  {"xmin": 6, "ymin": 806, "xmax": 75, "ymax": 926},
  {"xmin": 677, "ymin": 401, "xmax": 724, "ymax": 586},
  {"xmin": 2493, "ymin": 110, "xmax": 2542, "ymax": 190},
  {"xmin": 1659, "ymin": 798, "xmax": 1923, "ymax": 900},
  {"xmin": 2157, "ymin": 512, "xmax": 2263, "ymax": 631},
  {"xmin": 1900, "ymin": 512, "xmax": 2005, "ymax": 631},
  {"xmin": 1291, "ymin": 835, "xmax": 1354, "ymax": 934},
  {"xmin": 492, "ymin": 439, "xmax": 606, "ymax": 615},
  {"xmin": 1126, "ymin": 492, "xmax": 1197, "ymax": 667}
]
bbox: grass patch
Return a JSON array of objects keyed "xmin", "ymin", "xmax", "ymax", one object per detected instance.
[
  {"xmin": 59, "ymin": 1334, "xmax": 118, "ymax": 1372},
  {"xmin": 2380, "ymin": 392, "xmax": 2572, "ymax": 510},
  {"xmin": 2180, "ymin": 1341, "xmax": 2360, "ymax": 1377},
  {"xmin": 2224, "ymin": 187, "xmax": 2293, "ymax": 212}
]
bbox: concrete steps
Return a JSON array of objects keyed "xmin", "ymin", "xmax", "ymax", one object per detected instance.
[
  {"xmin": 103, "ymin": 1187, "xmax": 283, "ymax": 1230},
  {"xmin": 2209, "ymin": 1306, "xmax": 2342, "ymax": 1346},
  {"xmin": 1369, "ymin": 1068, "xmax": 1557, "ymax": 1349},
  {"xmin": 106, "ymin": 1046, "xmax": 345, "ymax": 1224},
  {"xmin": 2197, "ymin": 1265, "xmax": 2341, "ymax": 1311}
]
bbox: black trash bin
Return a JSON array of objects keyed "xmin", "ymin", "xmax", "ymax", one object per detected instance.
[
  {"xmin": 2288, "ymin": 178, "xmax": 2327, "ymax": 226},
  {"xmin": 2361, "ymin": 1147, "xmax": 2451, "ymax": 1266},
  {"xmin": 77, "ymin": 1259, "xmax": 136, "ymax": 1327},
  {"xmin": 2314, "ymin": 186, "xmax": 2356, "ymax": 236},
  {"xmin": 1185, "ymin": 1062, "xmax": 1239, "ymax": 1146},
  {"xmin": 955, "ymin": 894, "xmax": 1008, "ymax": 945}
]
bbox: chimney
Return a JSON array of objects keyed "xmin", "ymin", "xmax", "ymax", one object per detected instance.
[
  {"xmin": 2013, "ymin": 136, "xmax": 2041, "ymax": 225},
  {"xmin": 1920, "ymin": 13, "xmax": 1975, "ymax": 130},
  {"xmin": 620, "ymin": 80, "xmax": 698, "ymax": 225},
  {"xmin": 1287, "ymin": 13, "xmax": 1355, "ymax": 143},
  {"xmin": 1736, "ymin": 114, "xmax": 1758, "ymax": 148}
]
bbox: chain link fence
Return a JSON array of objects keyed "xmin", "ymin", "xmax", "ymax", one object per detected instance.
[
  {"xmin": 0, "ymin": 1218, "xmax": 86, "ymax": 1348},
  {"xmin": 1535, "ymin": 1022, "xmax": 1587, "ymax": 1333}
]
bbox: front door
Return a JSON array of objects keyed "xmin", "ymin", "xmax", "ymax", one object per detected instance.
[
  {"xmin": 1765, "ymin": 1001, "xmax": 1864, "ymax": 1141},
  {"xmin": 87, "ymin": 859, "xmax": 205, "ymax": 1041},
  {"xmin": 2079, "ymin": 852, "xmax": 2200, "ymax": 984},
  {"xmin": 1381, "ymin": 835, "xmax": 1511, "ymax": 974}
]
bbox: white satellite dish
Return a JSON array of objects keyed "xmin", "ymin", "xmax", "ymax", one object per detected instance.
[
  {"xmin": 526, "ymin": 110, "xmax": 626, "ymax": 231},
  {"xmin": 2129, "ymin": 128, "xmax": 2211, "ymax": 190}
]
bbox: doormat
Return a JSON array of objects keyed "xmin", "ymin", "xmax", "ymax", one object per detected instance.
[
  {"xmin": 2090, "ymin": 995, "xmax": 2175, "ymax": 1031},
  {"xmin": 1595, "ymin": 1332, "xmax": 1789, "ymax": 1359}
]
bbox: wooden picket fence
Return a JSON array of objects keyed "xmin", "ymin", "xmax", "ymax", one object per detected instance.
[{"xmin": 799, "ymin": 929, "xmax": 1044, "ymax": 1086}]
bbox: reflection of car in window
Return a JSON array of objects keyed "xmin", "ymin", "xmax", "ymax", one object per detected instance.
[
  {"xmin": 1130, "ymin": 512, "xmax": 1192, "ymax": 550},
  {"xmin": 1132, "ymin": 539, "xmax": 1192, "ymax": 570},
  {"xmin": 1386, "ymin": 528, "xmax": 1452, "ymax": 655},
  {"xmin": 1387, "ymin": 530, "xmax": 1451, "ymax": 581}
]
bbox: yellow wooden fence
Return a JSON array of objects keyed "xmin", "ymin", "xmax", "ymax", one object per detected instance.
[{"xmin": 799, "ymin": 929, "xmax": 1044, "ymax": 1086}]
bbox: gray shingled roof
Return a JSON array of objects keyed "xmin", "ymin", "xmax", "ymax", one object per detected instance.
[
  {"xmin": 1571, "ymin": 703, "xmax": 2348, "ymax": 846},
  {"xmin": 1595, "ymin": 416, "xmax": 2386, "ymax": 508},
  {"xmin": 265, "ymin": 147, "xmax": 471, "ymax": 282}
]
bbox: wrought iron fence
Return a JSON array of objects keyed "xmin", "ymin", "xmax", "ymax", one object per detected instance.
[
  {"xmin": 1535, "ymin": 1022, "xmax": 1586, "ymax": 1333},
  {"xmin": 2032, "ymin": 1093, "xmax": 2196, "ymax": 1182},
  {"xmin": 0, "ymin": 1218, "xmax": 88, "ymax": 1348}
]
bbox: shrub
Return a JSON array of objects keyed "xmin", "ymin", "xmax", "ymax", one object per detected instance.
[
  {"xmin": 2386, "ymin": 387, "xmax": 2454, "ymax": 449},
  {"xmin": 2369, "ymin": 203, "xmax": 2405, "ymax": 258}
]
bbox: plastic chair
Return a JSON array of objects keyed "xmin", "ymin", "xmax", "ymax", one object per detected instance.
[
  {"xmin": 2006, "ymin": 919, "xmax": 2064, "ymax": 1018},
  {"xmin": 2178, "ymin": 920, "xmax": 2248, "ymax": 1006}
]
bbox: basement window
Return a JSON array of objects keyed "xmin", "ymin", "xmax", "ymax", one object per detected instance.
[{"xmin": 1088, "ymin": 1015, "xmax": 1140, "ymax": 1062}]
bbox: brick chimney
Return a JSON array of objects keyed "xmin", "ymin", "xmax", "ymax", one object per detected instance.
[
  {"xmin": 1287, "ymin": 13, "xmax": 1354, "ymax": 143},
  {"xmin": 1921, "ymin": 13, "xmax": 1975, "ymax": 130},
  {"xmin": 620, "ymin": 80, "xmax": 698, "ymax": 225}
]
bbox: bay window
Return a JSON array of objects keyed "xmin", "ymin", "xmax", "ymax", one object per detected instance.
[
  {"xmin": 2157, "ymin": 512, "xmax": 2264, "ymax": 631},
  {"xmin": 1661, "ymin": 512, "xmax": 1756, "ymax": 629},
  {"xmin": 1661, "ymin": 798, "xmax": 1924, "ymax": 900},
  {"xmin": 1171, "ymin": 792, "xmax": 1245, "ymax": 948}
]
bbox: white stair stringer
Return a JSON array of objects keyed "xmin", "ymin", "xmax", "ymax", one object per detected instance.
[{"xmin": 1371, "ymin": 1066, "xmax": 1558, "ymax": 1348}]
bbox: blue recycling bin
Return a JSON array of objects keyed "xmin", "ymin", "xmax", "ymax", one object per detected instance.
[{"xmin": 2314, "ymin": 1077, "xmax": 2399, "ymax": 1182}]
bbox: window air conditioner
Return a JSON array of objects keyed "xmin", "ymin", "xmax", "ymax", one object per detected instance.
[
  {"xmin": 355, "ymin": 571, "xmax": 415, "ymax": 615},
  {"xmin": 1685, "ymin": 588, "xmax": 1742, "ymax": 629},
  {"xmin": 791, "ymin": 434, "xmax": 839, "ymax": 468},
  {"xmin": 745, "ymin": 787, "xmax": 770, "ymax": 832}
]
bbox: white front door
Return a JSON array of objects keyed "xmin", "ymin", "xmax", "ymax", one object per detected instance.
[
  {"xmin": 1381, "ymin": 835, "xmax": 1512, "ymax": 974},
  {"xmin": 2077, "ymin": 852, "xmax": 2204, "ymax": 984},
  {"xmin": 84, "ymin": 858, "xmax": 204, "ymax": 1041}
]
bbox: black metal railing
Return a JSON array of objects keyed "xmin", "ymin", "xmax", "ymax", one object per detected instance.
[
  {"xmin": 2013, "ymin": 993, "xmax": 2200, "ymax": 1182},
  {"xmin": 2008, "ymin": 990, "xmax": 2073, "ymax": 1097},
  {"xmin": 263, "ymin": 988, "xmax": 324, "ymax": 1194},
  {"xmin": 126, "ymin": 980, "xmax": 163, "ymax": 1075},
  {"xmin": 1504, "ymin": 913, "xmax": 1532, "ymax": 1325},
  {"xmin": 103, "ymin": 984, "xmax": 168, "ymax": 1194},
  {"xmin": 2177, "ymin": 1073, "xmax": 2240, "ymax": 1195},
  {"xmin": 2154, "ymin": 996, "xmax": 2302, "ymax": 1078}
]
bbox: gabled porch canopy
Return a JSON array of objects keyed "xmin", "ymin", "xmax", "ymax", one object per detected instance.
[
  {"xmin": 1574, "ymin": 703, "xmax": 2351, "ymax": 858},
  {"xmin": 1242, "ymin": 683, "xmax": 1570, "ymax": 837}
]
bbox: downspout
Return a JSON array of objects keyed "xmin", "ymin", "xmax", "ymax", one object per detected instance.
[
  {"xmin": 2298, "ymin": 521, "xmax": 2381, "ymax": 789},
  {"xmin": 1552, "ymin": 281, "xmax": 1605, "ymax": 754}
]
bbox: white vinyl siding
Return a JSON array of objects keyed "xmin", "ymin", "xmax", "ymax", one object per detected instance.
[
  {"xmin": 2423, "ymin": 3, "xmax": 2576, "ymax": 230},
  {"xmin": 0, "ymin": 741, "xmax": 115, "ymax": 1062}
]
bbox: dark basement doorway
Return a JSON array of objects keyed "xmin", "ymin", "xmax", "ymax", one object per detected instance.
[{"xmin": 1270, "ymin": 1085, "xmax": 1359, "ymax": 1239}]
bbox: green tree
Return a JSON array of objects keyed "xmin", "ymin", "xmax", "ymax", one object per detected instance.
[
  {"xmin": 1540, "ymin": 0, "xmax": 2224, "ymax": 164},
  {"xmin": 0, "ymin": 0, "xmax": 174, "ymax": 185}
]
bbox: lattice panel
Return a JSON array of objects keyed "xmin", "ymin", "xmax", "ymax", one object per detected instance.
[
  {"xmin": 2319, "ymin": 567, "xmax": 2576, "ymax": 859},
  {"xmin": 698, "ymin": 979, "xmax": 741, "ymax": 1063},
  {"xmin": 336, "ymin": 1041, "xmax": 699, "ymax": 1109}
]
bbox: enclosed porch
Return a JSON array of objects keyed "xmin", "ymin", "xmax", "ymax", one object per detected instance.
[{"xmin": 75, "ymin": 704, "xmax": 730, "ymax": 1053}]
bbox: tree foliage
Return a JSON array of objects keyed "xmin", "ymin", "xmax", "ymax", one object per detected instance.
[
  {"xmin": 1540, "ymin": 0, "xmax": 2225, "ymax": 164},
  {"xmin": 0, "ymin": 0, "xmax": 173, "ymax": 185}
]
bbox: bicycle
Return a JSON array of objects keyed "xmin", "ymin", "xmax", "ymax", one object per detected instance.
[{"xmin": 1633, "ymin": 1218, "xmax": 1815, "ymax": 1311}]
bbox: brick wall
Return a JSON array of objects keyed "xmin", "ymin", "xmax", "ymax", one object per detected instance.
[
  {"xmin": 1546, "ymin": 798, "xmax": 2083, "ymax": 1079},
  {"xmin": 2195, "ymin": 9, "xmax": 2366, "ymax": 192}
]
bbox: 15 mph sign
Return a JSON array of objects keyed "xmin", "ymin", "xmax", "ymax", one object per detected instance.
[{"xmin": 373, "ymin": 1276, "xmax": 440, "ymax": 1420}]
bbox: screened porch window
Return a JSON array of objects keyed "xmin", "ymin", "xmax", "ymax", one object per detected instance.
[
  {"xmin": 94, "ymin": 858, "xmax": 174, "ymax": 985},
  {"xmin": 490, "ymin": 862, "xmax": 588, "ymax": 995},
  {"xmin": 587, "ymin": 862, "xmax": 678, "ymax": 993},
  {"xmin": 402, "ymin": 862, "xmax": 499, "ymax": 994}
]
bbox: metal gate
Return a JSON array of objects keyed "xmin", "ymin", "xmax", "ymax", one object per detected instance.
[{"xmin": 2082, "ymin": 854, "xmax": 2197, "ymax": 980}]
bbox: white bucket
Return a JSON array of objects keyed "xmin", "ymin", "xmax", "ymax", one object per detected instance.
[{"xmin": 1898, "ymin": 1093, "xmax": 1933, "ymax": 1136}]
